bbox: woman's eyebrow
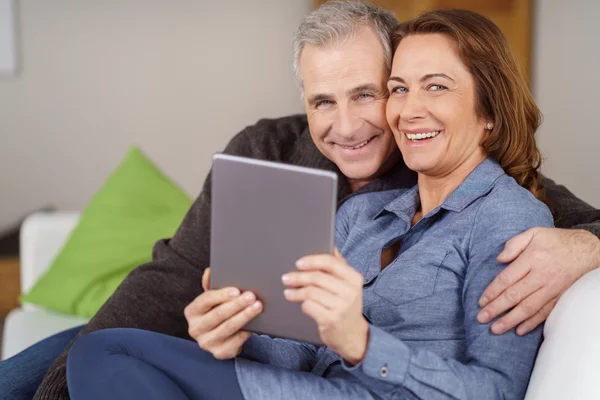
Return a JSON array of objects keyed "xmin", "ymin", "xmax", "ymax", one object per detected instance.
[
  {"xmin": 420, "ymin": 73, "xmax": 455, "ymax": 83},
  {"xmin": 388, "ymin": 73, "xmax": 456, "ymax": 84}
]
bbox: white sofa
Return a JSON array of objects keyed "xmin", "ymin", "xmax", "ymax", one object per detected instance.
[
  {"xmin": 1, "ymin": 212, "xmax": 88, "ymax": 361},
  {"xmin": 1, "ymin": 212, "xmax": 599, "ymax": 398}
]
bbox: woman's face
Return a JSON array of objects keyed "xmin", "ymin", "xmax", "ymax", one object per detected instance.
[{"xmin": 386, "ymin": 33, "xmax": 488, "ymax": 177}]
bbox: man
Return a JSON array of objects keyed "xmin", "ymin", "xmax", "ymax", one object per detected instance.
[{"xmin": 2, "ymin": 1, "xmax": 597, "ymax": 399}]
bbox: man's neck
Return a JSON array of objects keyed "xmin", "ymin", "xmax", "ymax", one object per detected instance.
[
  {"xmin": 349, "ymin": 179, "xmax": 372, "ymax": 192},
  {"xmin": 418, "ymin": 151, "xmax": 487, "ymax": 217},
  {"xmin": 347, "ymin": 150, "xmax": 403, "ymax": 193}
]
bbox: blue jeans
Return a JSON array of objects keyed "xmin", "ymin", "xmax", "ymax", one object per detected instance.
[
  {"xmin": 0, "ymin": 325, "xmax": 83, "ymax": 400},
  {"xmin": 67, "ymin": 328, "xmax": 244, "ymax": 400}
]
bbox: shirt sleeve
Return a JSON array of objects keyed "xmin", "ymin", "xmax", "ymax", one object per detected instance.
[{"xmin": 342, "ymin": 188, "xmax": 555, "ymax": 400}]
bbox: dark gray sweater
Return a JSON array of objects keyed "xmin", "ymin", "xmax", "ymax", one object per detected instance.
[{"xmin": 35, "ymin": 114, "xmax": 600, "ymax": 399}]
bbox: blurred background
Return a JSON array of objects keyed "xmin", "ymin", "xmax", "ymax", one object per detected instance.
[{"xmin": 0, "ymin": 0, "xmax": 598, "ymax": 232}]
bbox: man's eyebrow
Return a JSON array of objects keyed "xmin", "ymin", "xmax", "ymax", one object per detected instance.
[
  {"xmin": 346, "ymin": 83, "xmax": 380, "ymax": 97},
  {"xmin": 306, "ymin": 93, "xmax": 331, "ymax": 105},
  {"xmin": 388, "ymin": 74, "xmax": 456, "ymax": 84},
  {"xmin": 307, "ymin": 84, "xmax": 384, "ymax": 105}
]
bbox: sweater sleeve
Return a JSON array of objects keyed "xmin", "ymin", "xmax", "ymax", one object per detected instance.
[
  {"xmin": 543, "ymin": 176, "xmax": 600, "ymax": 237},
  {"xmin": 33, "ymin": 123, "xmax": 289, "ymax": 399}
]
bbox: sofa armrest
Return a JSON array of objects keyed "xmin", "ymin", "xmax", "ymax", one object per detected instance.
[
  {"xmin": 525, "ymin": 268, "xmax": 600, "ymax": 400},
  {"xmin": 19, "ymin": 212, "xmax": 80, "ymax": 295}
]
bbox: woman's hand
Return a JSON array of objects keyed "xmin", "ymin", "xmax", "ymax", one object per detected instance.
[
  {"xmin": 282, "ymin": 249, "xmax": 369, "ymax": 365},
  {"xmin": 184, "ymin": 268, "xmax": 263, "ymax": 360}
]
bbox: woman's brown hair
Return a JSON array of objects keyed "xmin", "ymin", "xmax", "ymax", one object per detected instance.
[{"xmin": 392, "ymin": 9, "xmax": 547, "ymax": 204}]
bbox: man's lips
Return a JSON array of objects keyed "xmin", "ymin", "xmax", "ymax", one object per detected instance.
[{"xmin": 333, "ymin": 135, "xmax": 377, "ymax": 150}]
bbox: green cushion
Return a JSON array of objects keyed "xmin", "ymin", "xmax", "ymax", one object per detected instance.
[{"xmin": 20, "ymin": 146, "xmax": 192, "ymax": 318}]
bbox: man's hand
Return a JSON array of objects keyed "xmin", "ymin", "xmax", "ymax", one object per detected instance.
[
  {"xmin": 184, "ymin": 268, "xmax": 263, "ymax": 360},
  {"xmin": 477, "ymin": 228, "xmax": 600, "ymax": 335},
  {"xmin": 282, "ymin": 249, "xmax": 369, "ymax": 365}
]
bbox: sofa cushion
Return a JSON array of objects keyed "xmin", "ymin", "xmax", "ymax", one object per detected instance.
[
  {"xmin": 1, "ymin": 307, "xmax": 88, "ymax": 360},
  {"xmin": 20, "ymin": 146, "xmax": 192, "ymax": 318}
]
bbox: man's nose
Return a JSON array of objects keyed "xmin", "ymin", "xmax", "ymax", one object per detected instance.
[{"xmin": 333, "ymin": 105, "xmax": 361, "ymax": 139}]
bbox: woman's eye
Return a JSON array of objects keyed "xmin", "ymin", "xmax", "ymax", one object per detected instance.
[
  {"xmin": 429, "ymin": 84, "xmax": 447, "ymax": 91},
  {"xmin": 391, "ymin": 86, "xmax": 407, "ymax": 94}
]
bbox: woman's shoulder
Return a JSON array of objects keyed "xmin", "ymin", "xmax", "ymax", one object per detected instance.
[{"xmin": 472, "ymin": 174, "xmax": 554, "ymax": 234}]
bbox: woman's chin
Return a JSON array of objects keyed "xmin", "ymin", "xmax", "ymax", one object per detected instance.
[{"xmin": 403, "ymin": 158, "xmax": 434, "ymax": 174}]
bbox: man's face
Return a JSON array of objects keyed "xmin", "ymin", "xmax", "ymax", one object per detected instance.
[{"xmin": 300, "ymin": 26, "xmax": 400, "ymax": 190}]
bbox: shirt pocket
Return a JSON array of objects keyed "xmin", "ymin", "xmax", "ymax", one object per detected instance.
[{"xmin": 373, "ymin": 246, "xmax": 449, "ymax": 306}]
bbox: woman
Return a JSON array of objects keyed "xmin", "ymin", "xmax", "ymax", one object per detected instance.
[{"xmin": 66, "ymin": 9, "xmax": 553, "ymax": 400}]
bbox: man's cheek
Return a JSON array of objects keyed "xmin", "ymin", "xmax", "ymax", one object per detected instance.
[{"xmin": 363, "ymin": 102, "xmax": 389, "ymax": 131}]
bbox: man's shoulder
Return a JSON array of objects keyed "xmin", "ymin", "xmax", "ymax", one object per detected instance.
[
  {"xmin": 243, "ymin": 114, "xmax": 308, "ymax": 143},
  {"xmin": 224, "ymin": 114, "xmax": 310, "ymax": 162}
]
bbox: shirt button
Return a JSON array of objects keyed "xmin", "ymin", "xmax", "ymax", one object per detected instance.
[{"xmin": 379, "ymin": 365, "xmax": 389, "ymax": 378}]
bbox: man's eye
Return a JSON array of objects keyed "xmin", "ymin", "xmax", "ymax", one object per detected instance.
[
  {"xmin": 391, "ymin": 86, "xmax": 407, "ymax": 94},
  {"xmin": 357, "ymin": 93, "xmax": 373, "ymax": 99},
  {"xmin": 316, "ymin": 100, "xmax": 333, "ymax": 108},
  {"xmin": 429, "ymin": 84, "xmax": 447, "ymax": 91}
]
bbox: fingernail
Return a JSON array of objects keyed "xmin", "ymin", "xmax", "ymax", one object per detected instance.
[
  {"xmin": 491, "ymin": 322, "xmax": 504, "ymax": 334},
  {"xmin": 243, "ymin": 292, "xmax": 255, "ymax": 302},
  {"xmin": 283, "ymin": 289, "xmax": 292, "ymax": 298},
  {"xmin": 228, "ymin": 289, "xmax": 240, "ymax": 298},
  {"xmin": 516, "ymin": 326, "xmax": 527, "ymax": 336},
  {"xmin": 295, "ymin": 259, "xmax": 306, "ymax": 268},
  {"xmin": 251, "ymin": 301, "xmax": 261, "ymax": 310},
  {"xmin": 479, "ymin": 296, "xmax": 489, "ymax": 307},
  {"xmin": 478, "ymin": 311, "xmax": 490, "ymax": 323},
  {"xmin": 281, "ymin": 274, "xmax": 290, "ymax": 283}
]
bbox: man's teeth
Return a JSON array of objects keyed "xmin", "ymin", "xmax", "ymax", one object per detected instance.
[
  {"xmin": 342, "ymin": 139, "xmax": 370, "ymax": 150},
  {"xmin": 406, "ymin": 131, "xmax": 440, "ymax": 141}
]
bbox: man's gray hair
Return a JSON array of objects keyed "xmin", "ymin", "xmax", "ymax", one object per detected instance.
[{"xmin": 292, "ymin": 0, "xmax": 398, "ymax": 90}]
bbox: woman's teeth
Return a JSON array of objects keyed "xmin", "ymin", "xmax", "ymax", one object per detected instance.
[{"xmin": 406, "ymin": 131, "xmax": 440, "ymax": 142}]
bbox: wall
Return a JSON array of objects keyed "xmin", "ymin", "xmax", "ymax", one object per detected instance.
[
  {"xmin": 533, "ymin": 0, "xmax": 600, "ymax": 208},
  {"xmin": 2, "ymin": 0, "xmax": 599, "ymax": 233},
  {"xmin": 0, "ymin": 0, "xmax": 310, "ymax": 230}
]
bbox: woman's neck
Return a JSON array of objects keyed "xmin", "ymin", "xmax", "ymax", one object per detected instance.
[{"xmin": 416, "ymin": 150, "xmax": 488, "ymax": 220}]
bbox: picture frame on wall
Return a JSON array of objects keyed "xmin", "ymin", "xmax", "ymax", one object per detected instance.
[{"xmin": 0, "ymin": 0, "xmax": 17, "ymax": 77}]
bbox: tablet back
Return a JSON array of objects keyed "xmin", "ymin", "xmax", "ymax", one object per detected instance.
[{"xmin": 210, "ymin": 154, "xmax": 338, "ymax": 345}]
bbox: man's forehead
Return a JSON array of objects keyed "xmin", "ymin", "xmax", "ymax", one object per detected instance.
[{"xmin": 300, "ymin": 46, "xmax": 388, "ymax": 96}]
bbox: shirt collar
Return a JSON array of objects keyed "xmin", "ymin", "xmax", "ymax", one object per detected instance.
[{"xmin": 375, "ymin": 157, "xmax": 505, "ymax": 220}]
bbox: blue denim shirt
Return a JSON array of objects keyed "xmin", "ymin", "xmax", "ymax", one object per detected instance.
[{"xmin": 236, "ymin": 158, "xmax": 554, "ymax": 400}]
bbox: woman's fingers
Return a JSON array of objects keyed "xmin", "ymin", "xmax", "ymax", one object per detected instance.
[
  {"xmin": 187, "ymin": 290, "xmax": 253, "ymax": 337},
  {"xmin": 210, "ymin": 330, "xmax": 253, "ymax": 360},
  {"xmin": 200, "ymin": 299, "xmax": 262, "ymax": 349},
  {"xmin": 202, "ymin": 268, "xmax": 211, "ymax": 292},
  {"xmin": 284, "ymin": 285, "xmax": 344, "ymax": 309}
]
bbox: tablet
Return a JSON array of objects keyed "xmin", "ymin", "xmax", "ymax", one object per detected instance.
[{"xmin": 210, "ymin": 154, "xmax": 338, "ymax": 345}]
